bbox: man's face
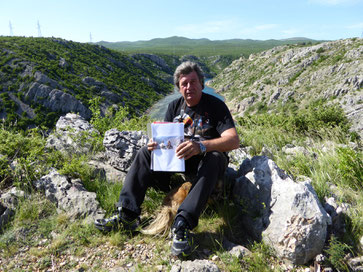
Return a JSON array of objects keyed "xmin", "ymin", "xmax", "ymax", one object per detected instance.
[{"xmin": 178, "ymin": 71, "xmax": 203, "ymax": 107}]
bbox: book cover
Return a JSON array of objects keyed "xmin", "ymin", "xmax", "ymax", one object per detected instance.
[{"xmin": 150, "ymin": 122, "xmax": 185, "ymax": 172}]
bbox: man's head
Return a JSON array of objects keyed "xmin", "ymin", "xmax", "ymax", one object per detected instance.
[{"xmin": 174, "ymin": 61, "xmax": 204, "ymax": 107}]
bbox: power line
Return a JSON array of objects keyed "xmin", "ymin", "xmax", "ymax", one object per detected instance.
[{"xmin": 9, "ymin": 21, "xmax": 13, "ymax": 36}]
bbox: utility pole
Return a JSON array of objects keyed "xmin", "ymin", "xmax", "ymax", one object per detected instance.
[
  {"xmin": 9, "ymin": 21, "xmax": 13, "ymax": 36},
  {"xmin": 37, "ymin": 20, "xmax": 42, "ymax": 37},
  {"xmin": 90, "ymin": 32, "xmax": 92, "ymax": 43}
]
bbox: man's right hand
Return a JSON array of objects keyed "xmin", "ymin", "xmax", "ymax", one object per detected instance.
[{"xmin": 147, "ymin": 139, "xmax": 157, "ymax": 151}]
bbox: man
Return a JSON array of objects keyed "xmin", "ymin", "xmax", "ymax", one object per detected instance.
[{"xmin": 95, "ymin": 61, "xmax": 239, "ymax": 257}]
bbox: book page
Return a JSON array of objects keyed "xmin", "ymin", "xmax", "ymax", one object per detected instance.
[{"xmin": 151, "ymin": 122, "xmax": 185, "ymax": 172}]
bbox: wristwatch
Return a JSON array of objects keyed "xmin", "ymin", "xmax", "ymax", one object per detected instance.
[{"xmin": 199, "ymin": 141, "xmax": 206, "ymax": 155}]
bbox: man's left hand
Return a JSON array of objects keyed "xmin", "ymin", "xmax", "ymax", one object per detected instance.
[{"xmin": 176, "ymin": 140, "xmax": 201, "ymax": 160}]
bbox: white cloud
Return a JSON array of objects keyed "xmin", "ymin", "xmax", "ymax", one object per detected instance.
[{"xmin": 308, "ymin": 0, "xmax": 363, "ymax": 5}]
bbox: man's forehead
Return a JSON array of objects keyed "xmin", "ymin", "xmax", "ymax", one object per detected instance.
[{"xmin": 179, "ymin": 71, "xmax": 198, "ymax": 80}]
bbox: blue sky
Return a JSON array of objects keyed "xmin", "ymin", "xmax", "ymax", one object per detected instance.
[{"xmin": 1, "ymin": 0, "xmax": 362, "ymax": 43}]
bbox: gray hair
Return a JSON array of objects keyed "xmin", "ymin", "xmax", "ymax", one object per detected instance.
[{"xmin": 173, "ymin": 61, "xmax": 204, "ymax": 89}]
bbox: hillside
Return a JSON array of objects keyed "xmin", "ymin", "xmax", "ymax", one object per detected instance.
[
  {"xmin": 0, "ymin": 37, "xmax": 237, "ymax": 130},
  {"xmin": 97, "ymin": 36, "xmax": 321, "ymax": 58},
  {"xmin": 0, "ymin": 37, "xmax": 175, "ymax": 129},
  {"xmin": 209, "ymin": 38, "xmax": 363, "ymax": 138}
]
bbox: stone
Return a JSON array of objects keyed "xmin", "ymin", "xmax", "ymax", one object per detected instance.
[
  {"xmin": 223, "ymin": 238, "xmax": 251, "ymax": 259},
  {"xmin": 0, "ymin": 202, "xmax": 14, "ymax": 230},
  {"xmin": 233, "ymin": 156, "xmax": 331, "ymax": 265},
  {"xmin": 46, "ymin": 113, "xmax": 99, "ymax": 155},
  {"xmin": 103, "ymin": 129, "xmax": 148, "ymax": 172},
  {"xmin": 348, "ymin": 256, "xmax": 363, "ymax": 272},
  {"xmin": 323, "ymin": 196, "xmax": 351, "ymax": 238},
  {"xmin": 33, "ymin": 169, "xmax": 105, "ymax": 222},
  {"xmin": 171, "ymin": 260, "xmax": 220, "ymax": 272},
  {"xmin": 0, "ymin": 187, "xmax": 26, "ymax": 209}
]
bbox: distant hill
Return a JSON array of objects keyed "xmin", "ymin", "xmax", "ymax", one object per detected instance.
[{"xmin": 96, "ymin": 36, "xmax": 322, "ymax": 57}]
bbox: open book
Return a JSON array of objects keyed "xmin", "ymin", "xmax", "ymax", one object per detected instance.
[{"xmin": 150, "ymin": 122, "xmax": 185, "ymax": 172}]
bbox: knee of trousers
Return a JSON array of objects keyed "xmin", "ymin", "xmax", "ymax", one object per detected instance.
[{"xmin": 202, "ymin": 151, "xmax": 227, "ymax": 170}]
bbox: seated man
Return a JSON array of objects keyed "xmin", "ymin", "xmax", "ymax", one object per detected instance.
[{"xmin": 95, "ymin": 61, "xmax": 240, "ymax": 257}]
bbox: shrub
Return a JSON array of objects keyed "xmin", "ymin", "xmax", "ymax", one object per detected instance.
[
  {"xmin": 324, "ymin": 236, "xmax": 352, "ymax": 271},
  {"xmin": 336, "ymin": 147, "xmax": 362, "ymax": 190}
]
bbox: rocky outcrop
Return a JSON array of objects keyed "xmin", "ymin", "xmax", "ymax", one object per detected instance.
[
  {"xmin": 25, "ymin": 82, "xmax": 91, "ymax": 119},
  {"xmin": 209, "ymin": 38, "xmax": 363, "ymax": 138},
  {"xmin": 46, "ymin": 113, "xmax": 98, "ymax": 154},
  {"xmin": 233, "ymin": 156, "xmax": 331, "ymax": 265},
  {"xmin": 33, "ymin": 169, "xmax": 105, "ymax": 222},
  {"xmin": 103, "ymin": 129, "xmax": 148, "ymax": 172}
]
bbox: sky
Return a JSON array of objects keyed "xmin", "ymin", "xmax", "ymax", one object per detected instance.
[{"xmin": 1, "ymin": 0, "xmax": 362, "ymax": 43}]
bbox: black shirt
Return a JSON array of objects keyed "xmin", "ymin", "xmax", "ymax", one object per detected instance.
[{"xmin": 164, "ymin": 93, "xmax": 235, "ymax": 141}]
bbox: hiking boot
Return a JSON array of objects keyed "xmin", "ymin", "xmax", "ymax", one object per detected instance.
[
  {"xmin": 171, "ymin": 217, "xmax": 192, "ymax": 257},
  {"xmin": 94, "ymin": 208, "xmax": 140, "ymax": 233}
]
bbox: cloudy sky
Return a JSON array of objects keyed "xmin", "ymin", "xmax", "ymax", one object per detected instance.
[{"xmin": 1, "ymin": 0, "xmax": 362, "ymax": 43}]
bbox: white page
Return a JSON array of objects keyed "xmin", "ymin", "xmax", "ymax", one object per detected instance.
[{"xmin": 151, "ymin": 122, "xmax": 185, "ymax": 172}]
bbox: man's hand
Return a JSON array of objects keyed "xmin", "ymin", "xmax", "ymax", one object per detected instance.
[
  {"xmin": 176, "ymin": 140, "xmax": 201, "ymax": 160},
  {"xmin": 147, "ymin": 139, "xmax": 157, "ymax": 151}
]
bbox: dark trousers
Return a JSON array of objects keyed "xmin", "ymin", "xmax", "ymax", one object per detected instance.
[{"xmin": 117, "ymin": 146, "xmax": 228, "ymax": 229}]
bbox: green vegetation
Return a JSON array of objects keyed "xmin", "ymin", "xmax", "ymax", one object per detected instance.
[
  {"xmin": 97, "ymin": 36, "xmax": 321, "ymax": 58},
  {"xmin": 0, "ymin": 36, "xmax": 172, "ymax": 130}
]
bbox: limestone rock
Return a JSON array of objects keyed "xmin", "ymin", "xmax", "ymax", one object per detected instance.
[
  {"xmin": 33, "ymin": 169, "xmax": 105, "ymax": 222},
  {"xmin": 0, "ymin": 203, "xmax": 14, "ymax": 231},
  {"xmin": 223, "ymin": 238, "xmax": 251, "ymax": 259},
  {"xmin": 171, "ymin": 260, "xmax": 220, "ymax": 272},
  {"xmin": 46, "ymin": 113, "xmax": 99, "ymax": 155},
  {"xmin": 103, "ymin": 129, "xmax": 148, "ymax": 172},
  {"xmin": 34, "ymin": 71, "xmax": 59, "ymax": 89},
  {"xmin": 88, "ymin": 153, "xmax": 127, "ymax": 182},
  {"xmin": 25, "ymin": 82, "xmax": 91, "ymax": 119},
  {"xmin": 0, "ymin": 187, "xmax": 26, "ymax": 210},
  {"xmin": 233, "ymin": 156, "xmax": 331, "ymax": 264}
]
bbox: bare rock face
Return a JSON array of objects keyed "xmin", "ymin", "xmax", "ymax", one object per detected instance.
[
  {"xmin": 33, "ymin": 169, "xmax": 105, "ymax": 222},
  {"xmin": 103, "ymin": 129, "xmax": 148, "ymax": 172},
  {"xmin": 25, "ymin": 82, "xmax": 91, "ymax": 119},
  {"xmin": 233, "ymin": 156, "xmax": 331, "ymax": 265}
]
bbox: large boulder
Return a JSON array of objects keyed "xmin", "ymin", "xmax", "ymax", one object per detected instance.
[
  {"xmin": 233, "ymin": 156, "xmax": 331, "ymax": 264},
  {"xmin": 33, "ymin": 169, "xmax": 105, "ymax": 222},
  {"xmin": 103, "ymin": 129, "xmax": 148, "ymax": 172},
  {"xmin": 46, "ymin": 113, "xmax": 99, "ymax": 154}
]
